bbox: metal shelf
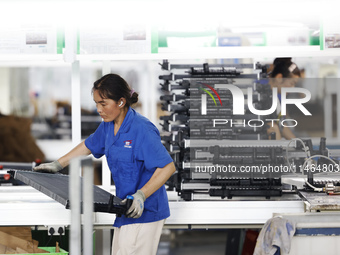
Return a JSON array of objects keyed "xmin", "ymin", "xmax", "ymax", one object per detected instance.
[
  {"xmin": 75, "ymin": 46, "xmax": 340, "ymax": 61},
  {"xmin": 0, "ymin": 46, "xmax": 338, "ymax": 64}
]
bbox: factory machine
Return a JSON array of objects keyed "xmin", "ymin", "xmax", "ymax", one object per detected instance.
[
  {"xmin": 0, "ymin": 161, "xmax": 132, "ymax": 216},
  {"xmin": 2, "ymin": 61, "xmax": 340, "ymax": 255},
  {"xmin": 2, "ymin": 60, "xmax": 340, "ymax": 209},
  {"xmin": 159, "ymin": 60, "xmax": 340, "ymax": 202}
]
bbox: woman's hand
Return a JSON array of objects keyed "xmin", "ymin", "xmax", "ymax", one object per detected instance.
[
  {"xmin": 33, "ymin": 160, "xmax": 63, "ymax": 173},
  {"xmin": 125, "ymin": 190, "xmax": 146, "ymax": 219}
]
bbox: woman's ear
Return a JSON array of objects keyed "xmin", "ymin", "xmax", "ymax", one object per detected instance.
[{"xmin": 118, "ymin": 98, "xmax": 126, "ymax": 108}]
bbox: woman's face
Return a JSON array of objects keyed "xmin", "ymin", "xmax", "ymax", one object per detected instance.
[
  {"xmin": 93, "ymin": 89, "xmax": 121, "ymax": 122},
  {"xmin": 270, "ymin": 74, "xmax": 300, "ymax": 93}
]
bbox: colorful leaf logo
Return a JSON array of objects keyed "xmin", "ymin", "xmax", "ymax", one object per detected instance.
[{"xmin": 199, "ymin": 83, "xmax": 222, "ymax": 106}]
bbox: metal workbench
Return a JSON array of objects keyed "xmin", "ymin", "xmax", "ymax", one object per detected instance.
[
  {"xmin": 3, "ymin": 185, "xmax": 340, "ymax": 255},
  {"xmin": 0, "ymin": 185, "xmax": 304, "ymax": 228}
]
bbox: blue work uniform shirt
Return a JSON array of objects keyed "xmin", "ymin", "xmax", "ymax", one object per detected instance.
[{"xmin": 85, "ymin": 107, "xmax": 173, "ymax": 227}]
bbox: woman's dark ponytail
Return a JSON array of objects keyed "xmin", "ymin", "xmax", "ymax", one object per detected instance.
[
  {"xmin": 92, "ymin": 74, "xmax": 138, "ymax": 108},
  {"xmin": 130, "ymin": 91, "xmax": 138, "ymax": 105},
  {"xmin": 270, "ymin": 58, "xmax": 301, "ymax": 78}
]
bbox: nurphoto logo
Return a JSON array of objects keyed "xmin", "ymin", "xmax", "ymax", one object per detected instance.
[{"xmin": 200, "ymin": 84, "xmax": 311, "ymax": 116}]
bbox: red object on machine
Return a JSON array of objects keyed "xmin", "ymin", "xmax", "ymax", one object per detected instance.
[{"xmin": 4, "ymin": 173, "xmax": 11, "ymax": 181}]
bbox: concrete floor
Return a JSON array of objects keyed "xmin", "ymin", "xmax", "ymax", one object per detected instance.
[
  {"xmin": 157, "ymin": 229, "xmax": 228, "ymax": 255},
  {"xmin": 156, "ymin": 229, "xmax": 259, "ymax": 255}
]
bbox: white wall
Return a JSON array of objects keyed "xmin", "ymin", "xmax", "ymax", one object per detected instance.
[{"xmin": 0, "ymin": 68, "xmax": 10, "ymax": 115}]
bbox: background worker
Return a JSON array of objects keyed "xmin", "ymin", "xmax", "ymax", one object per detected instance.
[
  {"xmin": 267, "ymin": 58, "xmax": 301, "ymax": 140},
  {"xmin": 34, "ymin": 73, "xmax": 176, "ymax": 255}
]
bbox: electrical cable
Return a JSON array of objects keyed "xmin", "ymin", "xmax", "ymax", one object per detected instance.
[
  {"xmin": 301, "ymin": 154, "xmax": 339, "ymax": 175},
  {"xmin": 58, "ymin": 227, "xmax": 64, "ymax": 248},
  {"xmin": 45, "ymin": 235, "xmax": 54, "ymax": 247},
  {"xmin": 305, "ymin": 178, "xmax": 323, "ymax": 192},
  {"xmin": 285, "ymin": 138, "xmax": 309, "ymax": 174},
  {"xmin": 285, "ymin": 138, "xmax": 340, "ymax": 192},
  {"xmin": 301, "ymin": 154, "xmax": 339, "ymax": 192},
  {"xmin": 59, "ymin": 235, "xmax": 62, "ymax": 249},
  {"xmin": 45, "ymin": 228, "xmax": 55, "ymax": 246}
]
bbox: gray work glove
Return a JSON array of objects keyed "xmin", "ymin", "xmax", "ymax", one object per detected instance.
[
  {"xmin": 33, "ymin": 160, "xmax": 63, "ymax": 173},
  {"xmin": 123, "ymin": 190, "xmax": 146, "ymax": 219}
]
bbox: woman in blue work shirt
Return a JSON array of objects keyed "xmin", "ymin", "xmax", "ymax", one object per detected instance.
[
  {"xmin": 267, "ymin": 58, "xmax": 301, "ymax": 140},
  {"xmin": 34, "ymin": 74, "xmax": 176, "ymax": 255}
]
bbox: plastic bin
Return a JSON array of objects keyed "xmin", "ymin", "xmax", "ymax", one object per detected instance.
[
  {"xmin": 0, "ymin": 247, "xmax": 69, "ymax": 255},
  {"xmin": 39, "ymin": 247, "xmax": 68, "ymax": 255}
]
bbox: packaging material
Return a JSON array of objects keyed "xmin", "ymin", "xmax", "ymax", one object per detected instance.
[{"xmin": 0, "ymin": 227, "xmax": 48, "ymax": 254}]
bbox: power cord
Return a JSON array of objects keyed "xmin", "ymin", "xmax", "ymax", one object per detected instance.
[
  {"xmin": 45, "ymin": 228, "xmax": 55, "ymax": 246},
  {"xmin": 58, "ymin": 227, "xmax": 64, "ymax": 248}
]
